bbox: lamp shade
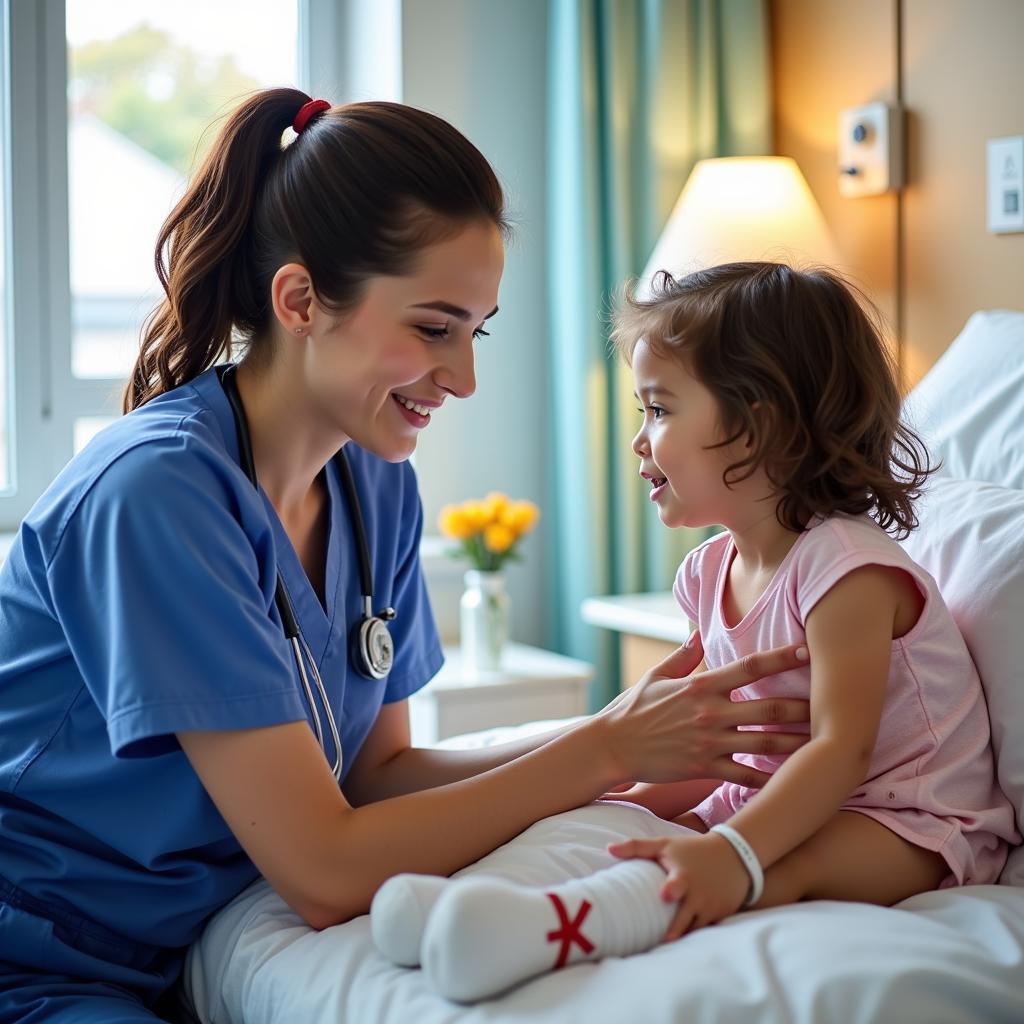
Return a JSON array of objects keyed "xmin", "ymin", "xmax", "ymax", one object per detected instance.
[{"xmin": 639, "ymin": 156, "xmax": 836, "ymax": 296}]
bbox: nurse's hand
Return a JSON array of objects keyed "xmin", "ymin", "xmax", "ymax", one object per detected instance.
[{"xmin": 592, "ymin": 632, "xmax": 810, "ymax": 789}]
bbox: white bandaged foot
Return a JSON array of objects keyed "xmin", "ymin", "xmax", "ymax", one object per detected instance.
[
  {"xmin": 421, "ymin": 859, "xmax": 671, "ymax": 1003},
  {"xmin": 370, "ymin": 873, "xmax": 451, "ymax": 967}
]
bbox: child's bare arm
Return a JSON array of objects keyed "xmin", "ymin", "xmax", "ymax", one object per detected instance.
[{"xmin": 720, "ymin": 565, "xmax": 902, "ymax": 872}]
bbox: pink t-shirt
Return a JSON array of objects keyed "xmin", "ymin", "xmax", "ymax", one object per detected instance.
[{"xmin": 674, "ymin": 514, "xmax": 1019, "ymax": 886}]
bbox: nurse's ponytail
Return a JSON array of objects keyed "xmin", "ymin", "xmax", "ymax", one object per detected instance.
[{"xmin": 124, "ymin": 89, "xmax": 508, "ymax": 412}]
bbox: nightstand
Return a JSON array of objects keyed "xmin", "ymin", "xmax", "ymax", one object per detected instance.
[
  {"xmin": 409, "ymin": 643, "xmax": 595, "ymax": 745},
  {"xmin": 580, "ymin": 592, "xmax": 690, "ymax": 689}
]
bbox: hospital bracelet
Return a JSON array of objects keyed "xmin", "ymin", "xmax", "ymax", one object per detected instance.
[{"xmin": 710, "ymin": 824, "xmax": 764, "ymax": 908}]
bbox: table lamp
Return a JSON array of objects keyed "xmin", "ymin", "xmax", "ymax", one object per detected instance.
[{"xmin": 639, "ymin": 156, "xmax": 836, "ymax": 295}]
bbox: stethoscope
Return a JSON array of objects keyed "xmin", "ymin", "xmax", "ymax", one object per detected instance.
[{"xmin": 218, "ymin": 364, "xmax": 396, "ymax": 781}]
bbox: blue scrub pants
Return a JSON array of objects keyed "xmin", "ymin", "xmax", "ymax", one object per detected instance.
[{"xmin": 0, "ymin": 878, "xmax": 187, "ymax": 1023}]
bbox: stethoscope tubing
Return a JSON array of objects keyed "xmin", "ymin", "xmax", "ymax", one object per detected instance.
[
  {"xmin": 291, "ymin": 633, "xmax": 343, "ymax": 780},
  {"xmin": 218, "ymin": 363, "xmax": 384, "ymax": 783}
]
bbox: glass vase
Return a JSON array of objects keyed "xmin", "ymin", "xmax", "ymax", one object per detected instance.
[{"xmin": 460, "ymin": 570, "xmax": 510, "ymax": 673}]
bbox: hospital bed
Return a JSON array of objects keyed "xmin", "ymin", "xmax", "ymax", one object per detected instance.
[{"xmin": 182, "ymin": 310, "xmax": 1024, "ymax": 1023}]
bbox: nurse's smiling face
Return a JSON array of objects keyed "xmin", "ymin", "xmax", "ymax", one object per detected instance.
[{"xmin": 305, "ymin": 220, "xmax": 504, "ymax": 462}]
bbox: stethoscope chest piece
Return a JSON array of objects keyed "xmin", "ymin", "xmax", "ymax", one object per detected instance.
[{"xmin": 351, "ymin": 606, "xmax": 396, "ymax": 680}]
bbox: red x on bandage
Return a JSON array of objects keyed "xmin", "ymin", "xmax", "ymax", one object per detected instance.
[{"xmin": 546, "ymin": 893, "xmax": 595, "ymax": 968}]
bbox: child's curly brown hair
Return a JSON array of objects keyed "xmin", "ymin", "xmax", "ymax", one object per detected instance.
[{"xmin": 612, "ymin": 261, "xmax": 934, "ymax": 538}]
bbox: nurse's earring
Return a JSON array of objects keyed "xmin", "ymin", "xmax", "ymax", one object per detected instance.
[{"xmin": 295, "ymin": 327, "xmax": 305, "ymax": 335}]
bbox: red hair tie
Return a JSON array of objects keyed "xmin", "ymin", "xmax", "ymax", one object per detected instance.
[{"xmin": 293, "ymin": 99, "xmax": 331, "ymax": 135}]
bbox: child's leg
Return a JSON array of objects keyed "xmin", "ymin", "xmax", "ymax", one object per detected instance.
[
  {"xmin": 753, "ymin": 810, "xmax": 948, "ymax": 909},
  {"xmin": 675, "ymin": 807, "xmax": 946, "ymax": 909},
  {"xmin": 672, "ymin": 811, "xmax": 709, "ymax": 832},
  {"xmin": 419, "ymin": 859, "xmax": 673, "ymax": 1003},
  {"xmin": 371, "ymin": 802, "xmax": 706, "ymax": 972},
  {"xmin": 383, "ymin": 812, "xmax": 947, "ymax": 1003},
  {"xmin": 371, "ymin": 874, "xmax": 452, "ymax": 966}
]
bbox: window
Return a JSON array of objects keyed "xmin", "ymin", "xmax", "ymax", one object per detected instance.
[
  {"xmin": 0, "ymin": 3, "xmax": 9, "ymax": 493},
  {"xmin": 66, "ymin": 0, "xmax": 300, "ymax": 386},
  {"xmin": 1, "ymin": 0, "xmax": 306, "ymax": 529}
]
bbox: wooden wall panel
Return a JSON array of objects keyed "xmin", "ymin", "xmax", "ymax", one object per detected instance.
[
  {"xmin": 902, "ymin": 0, "xmax": 1024, "ymax": 384},
  {"xmin": 771, "ymin": 0, "xmax": 899, "ymax": 332},
  {"xmin": 772, "ymin": 0, "xmax": 1024, "ymax": 386}
]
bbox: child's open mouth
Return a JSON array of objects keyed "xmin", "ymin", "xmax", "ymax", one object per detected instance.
[{"xmin": 648, "ymin": 477, "xmax": 667, "ymax": 500}]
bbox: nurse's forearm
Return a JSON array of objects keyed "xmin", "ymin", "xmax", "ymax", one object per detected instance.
[
  {"xmin": 346, "ymin": 723, "xmax": 576, "ymax": 804},
  {"xmin": 308, "ymin": 718, "xmax": 619, "ymax": 928}
]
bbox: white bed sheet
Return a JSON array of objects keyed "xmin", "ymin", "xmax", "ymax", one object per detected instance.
[{"xmin": 184, "ymin": 798, "xmax": 1024, "ymax": 1024}]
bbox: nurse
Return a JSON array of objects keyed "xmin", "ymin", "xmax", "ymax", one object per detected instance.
[{"xmin": 0, "ymin": 89, "xmax": 810, "ymax": 1022}]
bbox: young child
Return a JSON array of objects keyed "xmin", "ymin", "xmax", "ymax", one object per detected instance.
[{"xmin": 370, "ymin": 262, "xmax": 1019, "ymax": 1003}]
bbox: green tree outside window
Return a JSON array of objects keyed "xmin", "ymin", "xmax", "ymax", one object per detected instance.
[{"xmin": 70, "ymin": 25, "xmax": 262, "ymax": 176}]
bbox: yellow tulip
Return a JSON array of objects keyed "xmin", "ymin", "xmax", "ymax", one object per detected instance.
[
  {"xmin": 501, "ymin": 501, "xmax": 540, "ymax": 535},
  {"xmin": 438, "ymin": 504, "xmax": 474, "ymax": 540},
  {"xmin": 460, "ymin": 500, "xmax": 490, "ymax": 532},
  {"xmin": 483, "ymin": 491, "xmax": 510, "ymax": 523},
  {"xmin": 483, "ymin": 522, "xmax": 516, "ymax": 554}
]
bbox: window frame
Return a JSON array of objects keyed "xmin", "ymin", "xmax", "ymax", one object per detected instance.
[
  {"xmin": 0, "ymin": 0, "xmax": 344, "ymax": 532},
  {"xmin": 2, "ymin": 0, "xmax": 75, "ymax": 529}
]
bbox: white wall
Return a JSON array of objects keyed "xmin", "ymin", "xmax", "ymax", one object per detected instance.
[{"xmin": 401, "ymin": 0, "xmax": 551, "ymax": 648}]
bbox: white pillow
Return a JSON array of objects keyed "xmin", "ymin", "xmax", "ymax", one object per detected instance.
[
  {"xmin": 900, "ymin": 477, "xmax": 1024, "ymax": 885},
  {"xmin": 904, "ymin": 310, "xmax": 1024, "ymax": 489}
]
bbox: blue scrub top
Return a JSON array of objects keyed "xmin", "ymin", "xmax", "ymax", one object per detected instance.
[{"xmin": 0, "ymin": 366, "xmax": 443, "ymax": 951}]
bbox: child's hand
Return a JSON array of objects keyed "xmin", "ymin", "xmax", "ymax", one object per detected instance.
[{"xmin": 607, "ymin": 832, "xmax": 750, "ymax": 939}]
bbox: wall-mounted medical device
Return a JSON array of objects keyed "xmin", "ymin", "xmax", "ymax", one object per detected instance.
[{"xmin": 838, "ymin": 102, "xmax": 904, "ymax": 197}]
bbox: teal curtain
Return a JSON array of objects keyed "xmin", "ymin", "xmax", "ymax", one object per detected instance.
[{"xmin": 545, "ymin": 0, "xmax": 772, "ymax": 708}]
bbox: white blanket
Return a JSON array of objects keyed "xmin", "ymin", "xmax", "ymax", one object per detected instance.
[{"xmin": 184, "ymin": 800, "xmax": 1024, "ymax": 1024}]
